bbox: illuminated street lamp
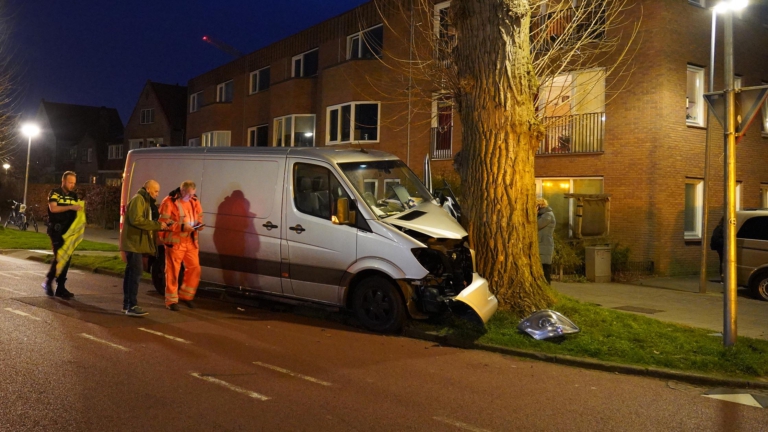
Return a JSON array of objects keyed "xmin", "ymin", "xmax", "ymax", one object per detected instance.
[{"xmin": 20, "ymin": 123, "xmax": 40, "ymax": 206}]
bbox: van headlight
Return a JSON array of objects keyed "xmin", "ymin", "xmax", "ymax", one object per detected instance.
[{"xmin": 411, "ymin": 248, "xmax": 447, "ymax": 276}]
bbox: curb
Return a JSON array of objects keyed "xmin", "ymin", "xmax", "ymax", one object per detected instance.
[
  {"xmin": 24, "ymin": 255, "xmax": 151, "ymax": 282},
  {"xmin": 403, "ymin": 328, "xmax": 768, "ymax": 390}
]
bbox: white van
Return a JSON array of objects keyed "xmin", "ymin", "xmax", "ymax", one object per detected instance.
[{"xmin": 120, "ymin": 147, "xmax": 497, "ymax": 332}]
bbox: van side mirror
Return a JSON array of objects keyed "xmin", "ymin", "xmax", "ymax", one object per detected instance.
[{"xmin": 334, "ymin": 198, "xmax": 356, "ymax": 226}]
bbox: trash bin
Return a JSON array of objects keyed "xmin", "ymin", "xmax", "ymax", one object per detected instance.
[{"xmin": 585, "ymin": 245, "xmax": 611, "ymax": 283}]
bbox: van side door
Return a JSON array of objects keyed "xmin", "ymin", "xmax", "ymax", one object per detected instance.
[{"xmin": 283, "ymin": 159, "xmax": 357, "ymax": 304}]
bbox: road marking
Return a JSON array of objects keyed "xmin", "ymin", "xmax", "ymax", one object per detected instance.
[
  {"xmin": 433, "ymin": 417, "xmax": 492, "ymax": 432},
  {"xmin": 190, "ymin": 373, "xmax": 270, "ymax": 401},
  {"xmin": 0, "ymin": 287, "xmax": 26, "ymax": 295},
  {"xmin": 4, "ymin": 308, "xmax": 41, "ymax": 320},
  {"xmin": 138, "ymin": 327, "xmax": 191, "ymax": 344},
  {"xmin": 253, "ymin": 361, "xmax": 333, "ymax": 386},
  {"xmin": 79, "ymin": 333, "xmax": 130, "ymax": 351},
  {"xmin": 30, "ymin": 250, "xmax": 53, "ymax": 255},
  {"xmin": 0, "ymin": 272, "xmax": 19, "ymax": 279}
]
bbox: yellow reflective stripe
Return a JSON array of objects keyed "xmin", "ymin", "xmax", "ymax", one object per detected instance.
[
  {"xmin": 179, "ymin": 232, "xmax": 189, "ymax": 238},
  {"xmin": 160, "ymin": 213, "xmax": 171, "ymax": 218},
  {"xmin": 167, "ymin": 238, "xmax": 180, "ymax": 244}
]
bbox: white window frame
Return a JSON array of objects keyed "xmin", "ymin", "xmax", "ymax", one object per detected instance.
[
  {"xmin": 108, "ymin": 144, "xmax": 123, "ymax": 160},
  {"xmin": 188, "ymin": 137, "xmax": 201, "ymax": 147},
  {"xmin": 190, "ymin": 92, "xmax": 202, "ymax": 113},
  {"xmin": 87, "ymin": 148, "xmax": 93, "ymax": 163},
  {"xmin": 326, "ymin": 101, "xmax": 381, "ymax": 144},
  {"xmin": 273, "ymin": 114, "xmax": 316, "ymax": 147},
  {"xmin": 146, "ymin": 138, "xmax": 163, "ymax": 148},
  {"xmin": 128, "ymin": 139, "xmax": 144, "ymax": 150},
  {"xmin": 216, "ymin": 80, "xmax": 234, "ymax": 102},
  {"xmin": 140, "ymin": 108, "xmax": 155, "ymax": 124},
  {"xmin": 291, "ymin": 48, "xmax": 319, "ymax": 78},
  {"xmin": 687, "ymin": 65, "xmax": 705, "ymax": 127},
  {"xmin": 684, "ymin": 179, "xmax": 704, "ymax": 240},
  {"xmin": 761, "ymin": 184, "xmax": 768, "ymax": 208},
  {"xmin": 535, "ymin": 177, "xmax": 605, "ymax": 238},
  {"xmin": 346, "ymin": 24, "xmax": 384, "ymax": 60},
  {"xmin": 736, "ymin": 181, "xmax": 742, "ymax": 211},
  {"xmin": 247, "ymin": 124, "xmax": 269, "ymax": 147},
  {"xmin": 434, "ymin": 1, "xmax": 451, "ymax": 38},
  {"xmin": 363, "ymin": 179, "xmax": 379, "ymax": 199},
  {"xmin": 249, "ymin": 67, "xmax": 270, "ymax": 94},
  {"xmin": 202, "ymin": 131, "xmax": 231, "ymax": 147}
]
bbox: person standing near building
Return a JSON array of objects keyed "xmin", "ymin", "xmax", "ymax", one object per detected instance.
[
  {"xmin": 710, "ymin": 216, "xmax": 725, "ymax": 281},
  {"xmin": 42, "ymin": 171, "xmax": 81, "ymax": 298},
  {"xmin": 159, "ymin": 180, "xmax": 203, "ymax": 311},
  {"xmin": 536, "ymin": 198, "xmax": 556, "ymax": 284},
  {"xmin": 120, "ymin": 180, "xmax": 167, "ymax": 317}
]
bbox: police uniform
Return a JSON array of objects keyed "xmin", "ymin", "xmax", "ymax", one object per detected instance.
[{"xmin": 44, "ymin": 187, "xmax": 78, "ymax": 296}]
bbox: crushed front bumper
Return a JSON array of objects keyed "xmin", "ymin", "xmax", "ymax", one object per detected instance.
[{"xmin": 452, "ymin": 273, "xmax": 498, "ymax": 323}]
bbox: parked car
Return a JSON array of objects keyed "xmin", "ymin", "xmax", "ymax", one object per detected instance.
[
  {"xmin": 736, "ymin": 209, "xmax": 768, "ymax": 301},
  {"xmin": 120, "ymin": 147, "xmax": 498, "ymax": 332}
]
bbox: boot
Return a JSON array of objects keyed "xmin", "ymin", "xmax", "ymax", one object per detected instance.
[{"xmin": 55, "ymin": 280, "xmax": 74, "ymax": 299}]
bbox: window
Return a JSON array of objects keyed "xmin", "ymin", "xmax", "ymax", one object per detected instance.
[
  {"xmin": 292, "ymin": 49, "xmax": 319, "ymax": 78},
  {"xmin": 249, "ymin": 67, "xmax": 271, "ymax": 94},
  {"xmin": 129, "ymin": 139, "xmax": 144, "ymax": 150},
  {"xmin": 684, "ymin": 179, "xmax": 704, "ymax": 239},
  {"xmin": 326, "ymin": 102, "xmax": 380, "ymax": 144},
  {"xmin": 761, "ymin": 184, "xmax": 768, "ymax": 208},
  {"xmin": 274, "ymin": 115, "xmax": 315, "ymax": 147},
  {"xmin": 363, "ymin": 179, "xmax": 378, "ymax": 200},
  {"xmin": 188, "ymin": 137, "xmax": 201, "ymax": 147},
  {"xmin": 687, "ymin": 65, "xmax": 705, "ymax": 126},
  {"xmin": 734, "ymin": 76, "xmax": 742, "ymax": 90},
  {"xmin": 347, "ymin": 24, "xmax": 384, "ymax": 60},
  {"xmin": 217, "ymin": 80, "xmax": 234, "ymax": 102},
  {"xmin": 140, "ymin": 109, "xmax": 155, "ymax": 124},
  {"xmin": 108, "ymin": 144, "xmax": 123, "ymax": 160},
  {"xmin": 536, "ymin": 177, "xmax": 605, "ymax": 238},
  {"xmin": 146, "ymin": 138, "xmax": 163, "ymax": 147},
  {"xmin": 434, "ymin": 1, "xmax": 456, "ymax": 64},
  {"xmin": 293, "ymin": 163, "xmax": 351, "ymax": 221},
  {"xmin": 688, "ymin": 0, "xmax": 705, "ymax": 7},
  {"xmin": 248, "ymin": 125, "xmax": 269, "ymax": 147},
  {"xmin": 736, "ymin": 181, "xmax": 742, "ymax": 211},
  {"xmin": 190, "ymin": 92, "xmax": 202, "ymax": 112},
  {"xmin": 431, "ymin": 94, "xmax": 453, "ymax": 159},
  {"xmin": 69, "ymin": 148, "xmax": 77, "ymax": 160},
  {"xmin": 105, "ymin": 178, "xmax": 122, "ymax": 187},
  {"xmin": 737, "ymin": 216, "xmax": 768, "ymax": 241},
  {"xmin": 201, "ymin": 131, "xmax": 231, "ymax": 147}
]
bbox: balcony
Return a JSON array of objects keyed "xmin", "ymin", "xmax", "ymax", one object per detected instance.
[
  {"xmin": 430, "ymin": 126, "xmax": 453, "ymax": 160},
  {"xmin": 531, "ymin": 6, "xmax": 606, "ymax": 52},
  {"xmin": 537, "ymin": 112, "xmax": 604, "ymax": 155}
]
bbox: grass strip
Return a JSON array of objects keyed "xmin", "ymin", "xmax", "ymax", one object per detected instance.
[
  {"xmin": 0, "ymin": 227, "xmax": 118, "ymax": 251},
  {"xmin": 421, "ymin": 293, "xmax": 768, "ymax": 379},
  {"xmin": 42, "ymin": 254, "xmax": 149, "ymax": 278}
]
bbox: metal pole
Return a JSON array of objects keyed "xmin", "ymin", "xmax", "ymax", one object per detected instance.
[
  {"xmin": 699, "ymin": 11, "xmax": 717, "ymax": 294},
  {"xmin": 723, "ymin": 11, "xmax": 737, "ymax": 347},
  {"xmin": 23, "ymin": 136, "xmax": 31, "ymax": 206}
]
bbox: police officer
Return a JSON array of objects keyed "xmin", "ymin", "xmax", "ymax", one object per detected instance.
[{"xmin": 42, "ymin": 171, "xmax": 81, "ymax": 298}]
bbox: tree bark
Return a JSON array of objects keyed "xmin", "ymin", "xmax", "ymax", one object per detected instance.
[{"xmin": 452, "ymin": 0, "xmax": 553, "ymax": 315}]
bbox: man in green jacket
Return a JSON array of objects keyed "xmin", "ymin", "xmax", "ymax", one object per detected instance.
[{"xmin": 120, "ymin": 180, "xmax": 168, "ymax": 317}]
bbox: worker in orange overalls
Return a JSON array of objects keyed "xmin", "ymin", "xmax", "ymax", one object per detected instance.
[{"xmin": 158, "ymin": 180, "xmax": 203, "ymax": 311}]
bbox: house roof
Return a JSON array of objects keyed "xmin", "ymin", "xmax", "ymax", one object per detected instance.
[
  {"xmin": 39, "ymin": 101, "xmax": 124, "ymax": 143},
  {"xmin": 149, "ymin": 82, "xmax": 187, "ymax": 130}
]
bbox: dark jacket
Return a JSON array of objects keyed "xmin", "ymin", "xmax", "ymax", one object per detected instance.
[
  {"xmin": 537, "ymin": 206, "xmax": 556, "ymax": 265},
  {"xmin": 710, "ymin": 218, "xmax": 724, "ymax": 252},
  {"xmin": 120, "ymin": 188, "xmax": 162, "ymax": 254}
]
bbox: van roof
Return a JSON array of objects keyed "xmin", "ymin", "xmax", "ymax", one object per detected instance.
[{"xmin": 127, "ymin": 146, "xmax": 401, "ymax": 165}]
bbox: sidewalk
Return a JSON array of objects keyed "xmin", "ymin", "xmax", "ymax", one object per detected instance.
[
  {"xmin": 554, "ymin": 279, "xmax": 768, "ymax": 341},
  {"xmin": 84, "ymin": 226, "xmax": 119, "ymax": 246}
]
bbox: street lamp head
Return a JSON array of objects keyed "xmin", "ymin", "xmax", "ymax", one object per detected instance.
[
  {"xmin": 715, "ymin": 0, "xmax": 748, "ymax": 13},
  {"xmin": 20, "ymin": 123, "xmax": 40, "ymax": 138},
  {"xmin": 2, "ymin": 163, "xmax": 9, "ymax": 170}
]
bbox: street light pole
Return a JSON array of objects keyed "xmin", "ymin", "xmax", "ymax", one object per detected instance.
[
  {"xmin": 722, "ymin": 10, "xmax": 737, "ymax": 347},
  {"xmin": 20, "ymin": 123, "xmax": 40, "ymax": 208}
]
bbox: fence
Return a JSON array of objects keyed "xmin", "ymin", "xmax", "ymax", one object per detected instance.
[{"xmin": 537, "ymin": 112, "xmax": 604, "ymax": 155}]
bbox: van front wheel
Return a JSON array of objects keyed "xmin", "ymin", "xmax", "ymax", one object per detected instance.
[
  {"xmin": 352, "ymin": 277, "xmax": 405, "ymax": 333},
  {"xmin": 748, "ymin": 271, "xmax": 768, "ymax": 301}
]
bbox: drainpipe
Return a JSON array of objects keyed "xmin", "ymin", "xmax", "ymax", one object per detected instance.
[
  {"xmin": 406, "ymin": 0, "xmax": 413, "ymax": 166},
  {"xmin": 699, "ymin": 10, "xmax": 717, "ymax": 295}
]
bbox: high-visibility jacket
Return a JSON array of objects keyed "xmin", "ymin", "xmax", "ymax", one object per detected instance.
[
  {"xmin": 56, "ymin": 200, "xmax": 86, "ymax": 277},
  {"xmin": 158, "ymin": 188, "xmax": 203, "ymax": 247}
]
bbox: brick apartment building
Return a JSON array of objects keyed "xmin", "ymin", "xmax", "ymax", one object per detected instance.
[
  {"xmin": 32, "ymin": 100, "xmax": 124, "ymax": 185},
  {"xmin": 103, "ymin": 81, "xmax": 188, "ymax": 186},
  {"xmin": 185, "ymin": 0, "xmax": 768, "ymax": 275}
]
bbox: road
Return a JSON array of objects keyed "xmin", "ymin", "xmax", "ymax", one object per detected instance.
[{"xmin": 0, "ymin": 253, "xmax": 765, "ymax": 431}]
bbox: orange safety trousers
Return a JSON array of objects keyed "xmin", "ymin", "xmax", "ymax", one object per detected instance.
[{"xmin": 165, "ymin": 242, "xmax": 201, "ymax": 306}]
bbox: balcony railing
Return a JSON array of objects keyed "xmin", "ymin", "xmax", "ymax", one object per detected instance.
[
  {"xmin": 530, "ymin": 6, "xmax": 606, "ymax": 52},
  {"xmin": 430, "ymin": 126, "xmax": 453, "ymax": 160},
  {"xmin": 537, "ymin": 112, "xmax": 604, "ymax": 155}
]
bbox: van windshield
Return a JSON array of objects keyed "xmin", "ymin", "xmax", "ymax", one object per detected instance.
[{"xmin": 338, "ymin": 160, "xmax": 433, "ymax": 218}]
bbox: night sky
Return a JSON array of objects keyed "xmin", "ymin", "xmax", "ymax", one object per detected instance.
[{"xmin": 11, "ymin": 0, "xmax": 369, "ymax": 123}]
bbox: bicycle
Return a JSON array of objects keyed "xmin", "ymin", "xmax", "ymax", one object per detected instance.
[
  {"xmin": 4, "ymin": 200, "xmax": 28, "ymax": 231},
  {"xmin": 25, "ymin": 204, "xmax": 41, "ymax": 233}
]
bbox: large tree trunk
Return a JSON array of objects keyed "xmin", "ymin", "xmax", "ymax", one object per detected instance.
[{"xmin": 453, "ymin": 0, "xmax": 552, "ymax": 315}]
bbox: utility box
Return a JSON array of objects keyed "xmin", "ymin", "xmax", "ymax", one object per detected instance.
[{"xmin": 585, "ymin": 245, "xmax": 611, "ymax": 283}]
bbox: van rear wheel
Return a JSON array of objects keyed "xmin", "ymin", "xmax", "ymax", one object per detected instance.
[
  {"xmin": 351, "ymin": 277, "xmax": 405, "ymax": 333},
  {"xmin": 748, "ymin": 271, "xmax": 768, "ymax": 301}
]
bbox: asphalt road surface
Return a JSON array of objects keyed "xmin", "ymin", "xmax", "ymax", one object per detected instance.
[{"xmin": 0, "ymin": 254, "xmax": 765, "ymax": 431}]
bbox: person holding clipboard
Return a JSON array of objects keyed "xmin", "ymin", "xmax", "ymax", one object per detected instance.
[{"xmin": 158, "ymin": 180, "xmax": 204, "ymax": 311}]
